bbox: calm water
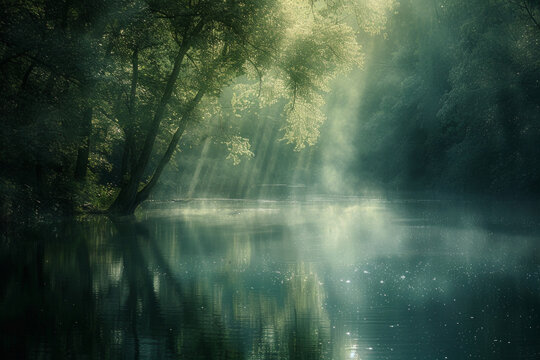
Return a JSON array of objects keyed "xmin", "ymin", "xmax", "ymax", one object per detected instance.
[{"xmin": 1, "ymin": 199, "xmax": 540, "ymax": 359}]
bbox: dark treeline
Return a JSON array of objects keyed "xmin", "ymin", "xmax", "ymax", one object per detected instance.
[{"xmin": 351, "ymin": 0, "xmax": 540, "ymax": 196}]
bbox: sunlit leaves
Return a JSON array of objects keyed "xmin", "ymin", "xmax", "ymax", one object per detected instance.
[
  {"xmin": 224, "ymin": 135, "xmax": 254, "ymax": 165},
  {"xmin": 281, "ymin": 97, "xmax": 325, "ymax": 150},
  {"xmin": 226, "ymin": 0, "xmax": 376, "ymax": 151},
  {"xmin": 349, "ymin": 0, "xmax": 398, "ymax": 35},
  {"xmin": 126, "ymin": 0, "xmax": 394, "ymax": 161}
]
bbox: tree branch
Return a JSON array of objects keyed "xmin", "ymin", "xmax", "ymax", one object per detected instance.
[{"xmin": 135, "ymin": 87, "xmax": 206, "ymax": 204}]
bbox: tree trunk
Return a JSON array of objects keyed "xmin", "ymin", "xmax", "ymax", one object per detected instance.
[
  {"xmin": 74, "ymin": 106, "xmax": 92, "ymax": 181},
  {"xmin": 135, "ymin": 88, "xmax": 205, "ymax": 206},
  {"xmin": 108, "ymin": 43, "xmax": 191, "ymax": 214},
  {"xmin": 134, "ymin": 120, "xmax": 189, "ymax": 206},
  {"xmin": 119, "ymin": 129, "xmax": 135, "ymax": 182},
  {"xmin": 109, "ymin": 20, "xmax": 206, "ymax": 214},
  {"xmin": 115, "ymin": 88, "xmax": 205, "ymax": 213},
  {"xmin": 119, "ymin": 46, "xmax": 139, "ymax": 183}
]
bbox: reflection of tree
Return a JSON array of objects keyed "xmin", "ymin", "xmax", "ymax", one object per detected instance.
[
  {"xmin": 112, "ymin": 215, "xmax": 333, "ymax": 359},
  {"xmin": 1, "ymin": 215, "xmax": 333, "ymax": 359},
  {"xmin": 284, "ymin": 263, "xmax": 330, "ymax": 360},
  {"xmin": 158, "ymin": 216, "xmax": 331, "ymax": 360}
]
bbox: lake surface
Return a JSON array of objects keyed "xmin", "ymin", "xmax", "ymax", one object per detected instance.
[{"xmin": 1, "ymin": 199, "xmax": 540, "ymax": 359}]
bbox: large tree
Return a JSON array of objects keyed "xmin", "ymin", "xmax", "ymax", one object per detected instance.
[
  {"xmin": 103, "ymin": 0, "xmax": 395, "ymax": 214},
  {"xmin": 1, "ymin": 0, "xmax": 396, "ymax": 217}
]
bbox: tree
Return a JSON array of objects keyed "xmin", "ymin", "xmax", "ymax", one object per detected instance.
[
  {"xmin": 0, "ymin": 0, "xmax": 121, "ymax": 216},
  {"xmin": 105, "ymin": 0, "xmax": 395, "ymax": 214},
  {"xmin": 1, "ymin": 0, "xmax": 397, "ymax": 217}
]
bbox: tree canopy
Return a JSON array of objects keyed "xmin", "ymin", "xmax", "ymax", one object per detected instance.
[{"xmin": 0, "ymin": 0, "xmax": 396, "ymax": 217}]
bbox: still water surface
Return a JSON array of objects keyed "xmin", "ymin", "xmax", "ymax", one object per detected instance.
[{"xmin": 1, "ymin": 199, "xmax": 540, "ymax": 359}]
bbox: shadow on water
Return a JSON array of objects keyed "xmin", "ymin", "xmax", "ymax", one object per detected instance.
[
  {"xmin": 0, "ymin": 219, "xmax": 111, "ymax": 358},
  {"xmin": 1, "ymin": 199, "xmax": 539, "ymax": 359}
]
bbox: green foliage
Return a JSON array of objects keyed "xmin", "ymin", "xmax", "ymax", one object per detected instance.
[
  {"xmin": 223, "ymin": 136, "xmax": 254, "ymax": 165},
  {"xmin": 1, "ymin": 0, "xmax": 396, "ymax": 216},
  {"xmin": 72, "ymin": 172, "xmax": 118, "ymax": 212}
]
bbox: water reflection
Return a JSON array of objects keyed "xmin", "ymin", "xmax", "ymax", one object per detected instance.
[{"xmin": 1, "ymin": 200, "xmax": 539, "ymax": 359}]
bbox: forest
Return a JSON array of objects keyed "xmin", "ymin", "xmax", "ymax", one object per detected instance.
[{"xmin": 1, "ymin": 0, "xmax": 539, "ymax": 220}]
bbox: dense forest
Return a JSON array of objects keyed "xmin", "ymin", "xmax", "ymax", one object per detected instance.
[
  {"xmin": 1, "ymin": 0, "xmax": 539, "ymax": 221},
  {"xmin": 350, "ymin": 0, "xmax": 540, "ymax": 196}
]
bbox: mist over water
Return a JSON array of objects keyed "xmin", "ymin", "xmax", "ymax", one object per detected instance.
[
  {"xmin": 2, "ymin": 200, "xmax": 539, "ymax": 359},
  {"xmin": 320, "ymin": 71, "xmax": 367, "ymax": 195}
]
